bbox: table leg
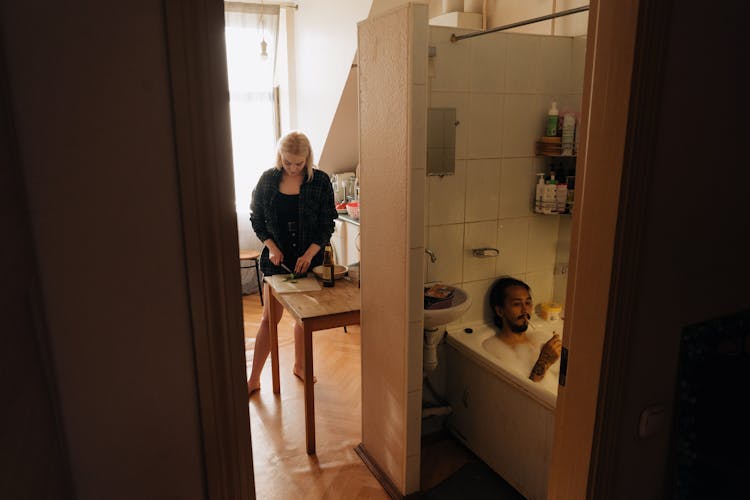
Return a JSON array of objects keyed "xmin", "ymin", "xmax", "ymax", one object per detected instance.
[
  {"xmin": 265, "ymin": 282, "xmax": 281, "ymax": 395},
  {"xmin": 303, "ymin": 321, "xmax": 316, "ymax": 454}
]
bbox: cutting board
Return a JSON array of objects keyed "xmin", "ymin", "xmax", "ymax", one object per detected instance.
[{"xmin": 266, "ymin": 275, "xmax": 322, "ymax": 293}]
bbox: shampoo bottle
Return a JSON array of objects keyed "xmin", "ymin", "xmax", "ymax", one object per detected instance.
[
  {"xmin": 562, "ymin": 113, "xmax": 575, "ymax": 156},
  {"xmin": 535, "ymin": 173, "xmax": 545, "ymax": 213},
  {"xmin": 545, "ymin": 102, "xmax": 559, "ymax": 137}
]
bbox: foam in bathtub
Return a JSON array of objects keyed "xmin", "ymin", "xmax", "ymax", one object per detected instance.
[{"xmin": 446, "ymin": 319, "xmax": 563, "ymax": 407}]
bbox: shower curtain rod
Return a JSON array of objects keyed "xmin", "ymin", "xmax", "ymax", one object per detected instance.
[{"xmin": 451, "ymin": 5, "xmax": 589, "ymax": 43}]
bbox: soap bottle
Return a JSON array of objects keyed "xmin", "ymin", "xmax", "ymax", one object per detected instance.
[
  {"xmin": 322, "ymin": 244, "xmax": 335, "ymax": 287},
  {"xmin": 535, "ymin": 173, "xmax": 545, "ymax": 213},
  {"xmin": 545, "ymin": 102, "xmax": 559, "ymax": 137}
]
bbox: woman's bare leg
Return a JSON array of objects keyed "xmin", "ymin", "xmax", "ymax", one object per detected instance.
[
  {"xmin": 247, "ymin": 294, "xmax": 285, "ymax": 396},
  {"xmin": 292, "ymin": 322, "xmax": 317, "ymax": 383}
]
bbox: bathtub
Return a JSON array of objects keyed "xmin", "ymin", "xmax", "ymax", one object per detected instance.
[{"xmin": 444, "ymin": 318, "xmax": 564, "ymax": 500}]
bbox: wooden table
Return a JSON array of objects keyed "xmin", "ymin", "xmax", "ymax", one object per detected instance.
[{"xmin": 264, "ymin": 277, "xmax": 361, "ymax": 455}]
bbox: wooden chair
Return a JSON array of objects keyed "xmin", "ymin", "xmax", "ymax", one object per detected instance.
[{"xmin": 239, "ymin": 249, "xmax": 263, "ymax": 305}]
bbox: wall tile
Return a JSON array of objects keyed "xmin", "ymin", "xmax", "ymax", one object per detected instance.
[
  {"xmin": 465, "ymin": 158, "xmax": 500, "ymax": 222},
  {"xmin": 409, "ymin": 169, "xmax": 426, "ymax": 248},
  {"xmin": 409, "ymin": 247, "xmax": 426, "ymax": 320},
  {"xmin": 463, "ymin": 221, "xmax": 498, "ymax": 282},
  {"xmin": 525, "ymin": 269, "xmax": 554, "ymax": 305},
  {"xmin": 411, "ymin": 85, "xmax": 428, "ymax": 171},
  {"xmin": 406, "ymin": 454, "xmax": 421, "ymax": 494},
  {"xmin": 408, "ymin": 320, "xmax": 424, "ymax": 393},
  {"xmin": 411, "ymin": 7, "xmax": 429, "ymax": 86},
  {"xmin": 502, "ymin": 94, "xmax": 544, "ymax": 157},
  {"xmin": 431, "ymin": 40, "xmax": 469, "ymax": 92},
  {"xmin": 467, "ymin": 93, "xmax": 504, "ymax": 158},
  {"xmin": 427, "ymin": 224, "xmax": 464, "ymax": 284},
  {"xmin": 428, "ymin": 160, "xmax": 466, "ymax": 225},
  {"xmin": 505, "ymin": 34, "xmax": 541, "ymax": 93},
  {"xmin": 430, "ymin": 91, "xmax": 468, "ymax": 159},
  {"xmin": 407, "ymin": 390, "xmax": 422, "ymax": 456},
  {"xmin": 571, "ymin": 36, "xmax": 587, "ymax": 96},
  {"xmin": 496, "ymin": 216, "xmax": 529, "ymax": 275},
  {"xmin": 458, "ymin": 278, "xmax": 495, "ymax": 325},
  {"xmin": 469, "ymin": 32, "xmax": 507, "ymax": 93},
  {"xmin": 527, "ymin": 215, "xmax": 560, "ymax": 272},
  {"xmin": 539, "ymin": 36, "xmax": 572, "ymax": 94},
  {"xmin": 498, "ymin": 157, "xmax": 535, "ymax": 218}
]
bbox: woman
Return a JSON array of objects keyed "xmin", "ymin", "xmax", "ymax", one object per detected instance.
[{"xmin": 247, "ymin": 131, "xmax": 338, "ymax": 396}]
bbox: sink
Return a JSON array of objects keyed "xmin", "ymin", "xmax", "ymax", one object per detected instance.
[{"xmin": 423, "ymin": 285, "xmax": 472, "ymax": 329}]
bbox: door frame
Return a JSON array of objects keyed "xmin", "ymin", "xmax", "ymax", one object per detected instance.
[
  {"xmin": 165, "ymin": 0, "xmax": 673, "ymax": 498},
  {"xmin": 548, "ymin": 0, "xmax": 673, "ymax": 498},
  {"xmin": 163, "ymin": 1, "xmax": 255, "ymax": 498}
]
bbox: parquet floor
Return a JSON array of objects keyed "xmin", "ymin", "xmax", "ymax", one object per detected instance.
[{"xmin": 242, "ymin": 293, "xmax": 390, "ymax": 500}]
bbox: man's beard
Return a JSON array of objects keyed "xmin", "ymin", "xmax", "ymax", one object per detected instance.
[{"xmin": 508, "ymin": 314, "xmax": 530, "ymax": 333}]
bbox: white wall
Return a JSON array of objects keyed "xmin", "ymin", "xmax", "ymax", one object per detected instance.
[
  {"xmin": 425, "ymin": 0, "xmax": 589, "ymax": 36},
  {"xmin": 425, "ymin": 26, "xmax": 586, "ymax": 324},
  {"xmin": 359, "ymin": 4, "xmax": 428, "ymax": 494},
  {"xmin": 290, "ymin": 0, "xmax": 372, "ymax": 155}
]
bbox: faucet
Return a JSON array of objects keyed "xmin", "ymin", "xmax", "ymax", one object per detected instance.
[{"xmin": 424, "ymin": 248, "xmax": 437, "ymax": 263}]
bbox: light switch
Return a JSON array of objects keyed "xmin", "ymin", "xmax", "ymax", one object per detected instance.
[{"xmin": 638, "ymin": 404, "xmax": 666, "ymax": 438}]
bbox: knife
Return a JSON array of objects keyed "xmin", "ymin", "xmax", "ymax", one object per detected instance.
[
  {"xmin": 280, "ymin": 263, "xmax": 304, "ymax": 279},
  {"xmin": 280, "ymin": 263, "xmax": 294, "ymax": 275}
]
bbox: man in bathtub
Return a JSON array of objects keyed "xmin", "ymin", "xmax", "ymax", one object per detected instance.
[{"xmin": 489, "ymin": 277, "xmax": 562, "ymax": 382}]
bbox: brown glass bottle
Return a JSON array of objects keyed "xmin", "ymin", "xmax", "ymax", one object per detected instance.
[{"xmin": 322, "ymin": 244, "xmax": 334, "ymax": 287}]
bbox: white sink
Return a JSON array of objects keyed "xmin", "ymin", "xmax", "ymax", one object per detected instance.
[{"xmin": 423, "ymin": 285, "xmax": 472, "ymax": 329}]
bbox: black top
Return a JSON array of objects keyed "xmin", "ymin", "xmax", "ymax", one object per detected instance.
[
  {"xmin": 250, "ymin": 168, "xmax": 338, "ymax": 276},
  {"xmin": 275, "ymin": 192, "xmax": 301, "ymax": 270}
]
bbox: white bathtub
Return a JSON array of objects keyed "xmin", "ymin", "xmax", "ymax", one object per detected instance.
[{"xmin": 444, "ymin": 318, "xmax": 564, "ymax": 500}]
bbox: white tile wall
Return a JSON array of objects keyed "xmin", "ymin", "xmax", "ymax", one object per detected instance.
[
  {"xmin": 426, "ymin": 27, "xmax": 583, "ymax": 315},
  {"xmin": 426, "ymin": 224, "xmax": 464, "ymax": 284},
  {"xmin": 465, "ymin": 159, "xmax": 500, "ymax": 222},
  {"xmin": 469, "ymin": 32, "xmax": 507, "ymax": 93},
  {"xmin": 427, "ymin": 160, "xmax": 466, "ymax": 225},
  {"xmin": 463, "ymin": 221, "xmax": 498, "ymax": 282},
  {"xmin": 467, "ymin": 93, "xmax": 504, "ymax": 158}
]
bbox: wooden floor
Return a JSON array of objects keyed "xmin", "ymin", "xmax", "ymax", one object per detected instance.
[{"xmin": 242, "ymin": 292, "xmax": 390, "ymax": 500}]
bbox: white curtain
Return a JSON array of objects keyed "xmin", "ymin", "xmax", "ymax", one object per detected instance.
[
  {"xmin": 224, "ymin": 2, "xmax": 280, "ymax": 213},
  {"xmin": 225, "ymin": 2, "xmax": 280, "ymax": 293}
]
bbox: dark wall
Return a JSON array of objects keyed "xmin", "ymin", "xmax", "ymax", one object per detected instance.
[
  {"xmin": 1, "ymin": 1, "xmax": 206, "ymax": 498},
  {"xmin": 613, "ymin": 1, "xmax": 750, "ymax": 497}
]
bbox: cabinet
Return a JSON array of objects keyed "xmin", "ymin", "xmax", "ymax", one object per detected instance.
[{"xmin": 331, "ymin": 218, "xmax": 360, "ymax": 266}]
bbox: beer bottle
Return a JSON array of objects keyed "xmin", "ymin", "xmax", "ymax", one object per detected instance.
[{"xmin": 322, "ymin": 244, "xmax": 335, "ymax": 287}]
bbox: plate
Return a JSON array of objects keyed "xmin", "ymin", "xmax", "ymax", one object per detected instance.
[{"xmin": 312, "ymin": 264, "xmax": 348, "ymax": 280}]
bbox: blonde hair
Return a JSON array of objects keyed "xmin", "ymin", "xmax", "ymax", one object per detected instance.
[{"xmin": 275, "ymin": 131, "xmax": 315, "ymax": 182}]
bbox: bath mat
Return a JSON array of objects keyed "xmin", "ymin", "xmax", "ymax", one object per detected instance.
[{"xmin": 421, "ymin": 461, "xmax": 524, "ymax": 500}]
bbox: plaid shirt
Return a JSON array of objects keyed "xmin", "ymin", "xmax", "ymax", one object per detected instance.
[{"xmin": 250, "ymin": 167, "xmax": 338, "ymax": 275}]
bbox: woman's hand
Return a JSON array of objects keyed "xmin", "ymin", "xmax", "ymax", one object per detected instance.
[
  {"xmin": 265, "ymin": 240, "xmax": 283, "ymax": 266},
  {"xmin": 295, "ymin": 244, "xmax": 321, "ymax": 274}
]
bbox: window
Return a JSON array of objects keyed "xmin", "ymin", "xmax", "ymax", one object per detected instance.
[{"xmin": 224, "ymin": 3, "xmax": 280, "ymax": 212}]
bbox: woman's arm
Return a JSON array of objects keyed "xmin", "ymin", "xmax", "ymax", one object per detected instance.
[
  {"xmin": 311, "ymin": 171, "xmax": 338, "ymax": 247},
  {"xmin": 250, "ymin": 171, "xmax": 283, "ymax": 264}
]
